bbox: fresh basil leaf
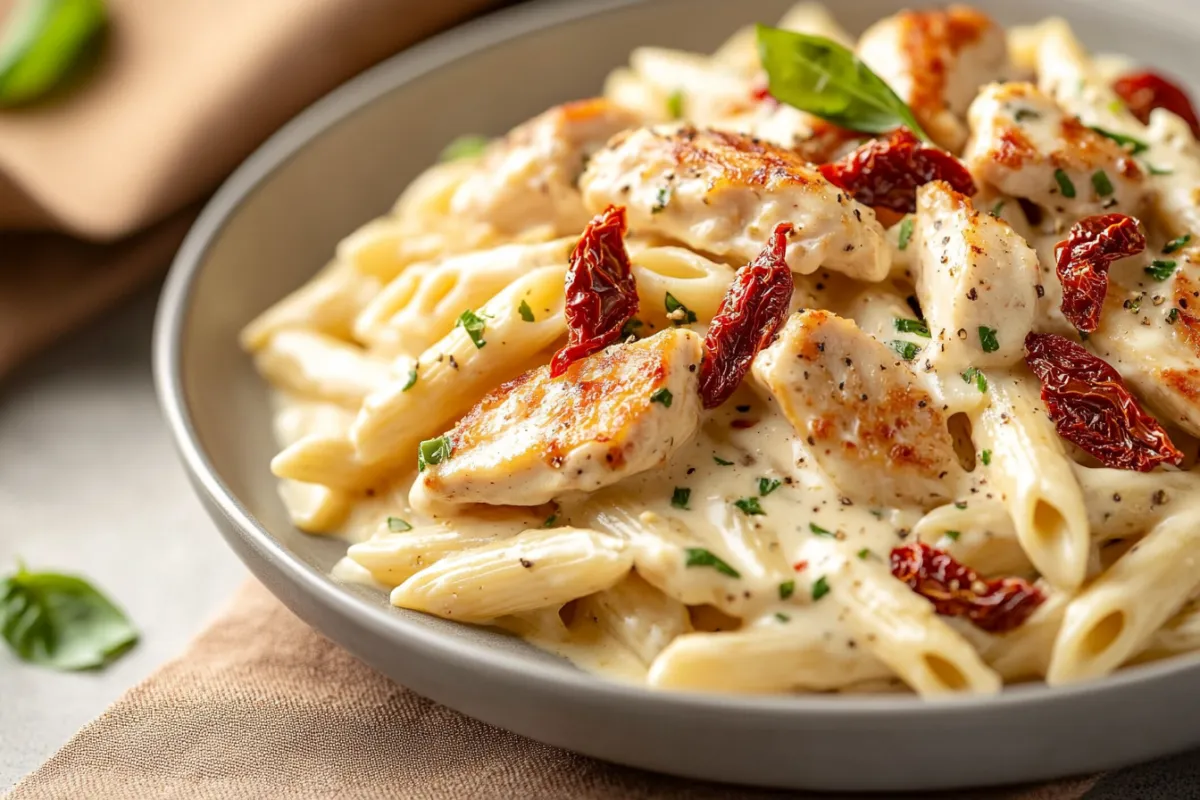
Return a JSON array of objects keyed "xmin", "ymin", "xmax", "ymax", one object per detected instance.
[
  {"xmin": 0, "ymin": 563, "xmax": 136, "ymax": 670},
  {"xmin": 684, "ymin": 548, "xmax": 740, "ymax": 578},
  {"xmin": 0, "ymin": 0, "xmax": 106, "ymax": 107},
  {"xmin": 756, "ymin": 25, "xmax": 929, "ymax": 141},
  {"xmin": 439, "ymin": 134, "xmax": 488, "ymax": 162}
]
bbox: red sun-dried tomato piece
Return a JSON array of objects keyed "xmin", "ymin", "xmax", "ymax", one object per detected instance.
[
  {"xmin": 549, "ymin": 205, "xmax": 639, "ymax": 377},
  {"xmin": 1113, "ymin": 70, "xmax": 1200, "ymax": 139},
  {"xmin": 817, "ymin": 128, "xmax": 976, "ymax": 214},
  {"xmin": 1024, "ymin": 332, "xmax": 1184, "ymax": 471},
  {"xmin": 890, "ymin": 542, "xmax": 1045, "ymax": 634},
  {"xmin": 1055, "ymin": 214, "xmax": 1146, "ymax": 333},
  {"xmin": 699, "ymin": 223, "xmax": 795, "ymax": 409}
]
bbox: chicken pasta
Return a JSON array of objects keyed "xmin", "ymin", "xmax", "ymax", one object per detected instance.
[{"xmin": 244, "ymin": 4, "xmax": 1200, "ymax": 696}]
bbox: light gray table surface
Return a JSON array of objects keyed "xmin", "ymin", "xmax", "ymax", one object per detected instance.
[{"xmin": 0, "ymin": 287, "xmax": 246, "ymax": 790}]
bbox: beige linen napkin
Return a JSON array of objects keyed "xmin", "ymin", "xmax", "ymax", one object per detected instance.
[{"xmin": 5, "ymin": 580, "xmax": 1097, "ymax": 800}]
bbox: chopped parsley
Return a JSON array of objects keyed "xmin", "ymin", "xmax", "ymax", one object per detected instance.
[
  {"xmin": 671, "ymin": 487, "xmax": 691, "ymax": 509},
  {"xmin": 387, "ymin": 517, "xmax": 413, "ymax": 532},
  {"xmin": 417, "ymin": 436, "xmax": 452, "ymax": 472},
  {"xmin": 897, "ymin": 217, "xmax": 914, "ymax": 250},
  {"xmin": 621, "ymin": 318, "xmax": 644, "ymax": 338},
  {"xmin": 664, "ymin": 292, "xmax": 697, "ymax": 324},
  {"xmin": 811, "ymin": 575, "xmax": 831, "ymax": 601},
  {"xmin": 944, "ymin": 530, "xmax": 961, "ymax": 541},
  {"xmin": 1014, "ymin": 108, "xmax": 1041, "ymax": 122},
  {"xmin": 543, "ymin": 513, "xmax": 558, "ymax": 528},
  {"xmin": 775, "ymin": 612, "xmax": 791, "ymax": 623},
  {"xmin": 894, "ymin": 318, "xmax": 931, "ymax": 337},
  {"xmin": 518, "ymin": 300, "xmax": 535, "ymax": 322},
  {"xmin": 809, "ymin": 522, "xmax": 835, "ymax": 537},
  {"xmin": 955, "ymin": 501, "xmax": 968, "ymax": 510},
  {"xmin": 650, "ymin": 388, "xmax": 673, "ymax": 407},
  {"xmin": 734, "ymin": 497, "xmax": 765, "ymax": 516},
  {"xmin": 980, "ymin": 449, "xmax": 992, "ymax": 466},
  {"xmin": 1168, "ymin": 308, "xmax": 1181, "ymax": 324},
  {"xmin": 1148, "ymin": 164, "xmax": 1174, "ymax": 176},
  {"xmin": 978, "ymin": 326, "xmax": 999, "ymax": 353},
  {"xmin": 990, "ymin": 200, "xmax": 1005, "ymax": 218},
  {"xmin": 778, "ymin": 580, "xmax": 795, "ymax": 600},
  {"xmin": 402, "ymin": 367, "xmax": 418, "ymax": 392},
  {"xmin": 1164, "ymin": 234, "xmax": 1192, "ymax": 254},
  {"xmin": 684, "ymin": 547, "xmax": 740, "ymax": 578},
  {"xmin": 758, "ymin": 477, "xmax": 782, "ymax": 496},
  {"xmin": 856, "ymin": 548, "xmax": 872, "ymax": 560},
  {"xmin": 1145, "ymin": 260, "xmax": 1178, "ymax": 281},
  {"xmin": 1091, "ymin": 170, "xmax": 1114, "ymax": 198},
  {"xmin": 713, "ymin": 455, "xmax": 735, "ymax": 466},
  {"xmin": 1088, "ymin": 126, "xmax": 1148, "ymax": 154},
  {"xmin": 1054, "ymin": 169, "xmax": 1076, "ymax": 198},
  {"xmin": 651, "ymin": 185, "xmax": 672, "ymax": 214},
  {"xmin": 961, "ymin": 366, "xmax": 988, "ymax": 393},
  {"xmin": 457, "ymin": 309, "xmax": 487, "ymax": 348},
  {"xmin": 889, "ymin": 340, "xmax": 920, "ymax": 361},
  {"xmin": 666, "ymin": 89, "xmax": 685, "ymax": 120}
]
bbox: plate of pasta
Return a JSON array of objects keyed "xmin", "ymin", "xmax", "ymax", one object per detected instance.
[{"xmin": 156, "ymin": 0, "xmax": 1200, "ymax": 790}]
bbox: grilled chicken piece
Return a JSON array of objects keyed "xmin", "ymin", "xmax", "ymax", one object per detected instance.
[
  {"xmin": 914, "ymin": 181, "xmax": 1039, "ymax": 372},
  {"xmin": 579, "ymin": 126, "xmax": 890, "ymax": 281},
  {"xmin": 857, "ymin": 6, "xmax": 1010, "ymax": 152},
  {"xmin": 410, "ymin": 329, "xmax": 703, "ymax": 510},
  {"xmin": 965, "ymin": 83, "xmax": 1148, "ymax": 218},
  {"xmin": 448, "ymin": 98, "xmax": 640, "ymax": 236},
  {"xmin": 753, "ymin": 311, "xmax": 965, "ymax": 507}
]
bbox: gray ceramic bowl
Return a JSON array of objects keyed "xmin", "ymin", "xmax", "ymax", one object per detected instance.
[{"xmin": 154, "ymin": 0, "xmax": 1200, "ymax": 791}]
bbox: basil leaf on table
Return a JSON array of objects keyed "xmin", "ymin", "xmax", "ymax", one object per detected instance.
[
  {"xmin": 0, "ymin": 0, "xmax": 107, "ymax": 107},
  {"xmin": 755, "ymin": 24, "xmax": 930, "ymax": 141},
  {"xmin": 0, "ymin": 563, "xmax": 138, "ymax": 670}
]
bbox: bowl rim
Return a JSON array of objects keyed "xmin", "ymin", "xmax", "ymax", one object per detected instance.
[{"xmin": 153, "ymin": 0, "xmax": 1200, "ymax": 721}]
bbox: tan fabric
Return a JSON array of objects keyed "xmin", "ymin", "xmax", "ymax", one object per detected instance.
[{"xmin": 4, "ymin": 580, "xmax": 1099, "ymax": 800}]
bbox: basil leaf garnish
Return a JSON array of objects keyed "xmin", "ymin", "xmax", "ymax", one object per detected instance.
[
  {"xmin": 0, "ymin": 0, "xmax": 107, "ymax": 107},
  {"xmin": 755, "ymin": 25, "xmax": 930, "ymax": 141}
]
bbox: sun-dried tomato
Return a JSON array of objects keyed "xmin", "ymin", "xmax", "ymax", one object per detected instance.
[
  {"xmin": 1024, "ymin": 332, "xmax": 1184, "ymax": 471},
  {"xmin": 549, "ymin": 205, "xmax": 639, "ymax": 377},
  {"xmin": 1055, "ymin": 214, "xmax": 1145, "ymax": 333},
  {"xmin": 699, "ymin": 223, "xmax": 795, "ymax": 409},
  {"xmin": 1113, "ymin": 70, "xmax": 1200, "ymax": 139},
  {"xmin": 890, "ymin": 542, "xmax": 1045, "ymax": 634},
  {"xmin": 817, "ymin": 128, "xmax": 976, "ymax": 214}
]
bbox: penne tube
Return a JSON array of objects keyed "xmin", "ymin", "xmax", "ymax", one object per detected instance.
[
  {"xmin": 255, "ymin": 329, "xmax": 393, "ymax": 407},
  {"xmin": 913, "ymin": 500, "xmax": 1033, "ymax": 577},
  {"xmin": 240, "ymin": 263, "xmax": 380, "ymax": 352},
  {"xmin": 1074, "ymin": 464, "xmax": 1200, "ymax": 541},
  {"xmin": 576, "ymin": 571, "xmax": 691, "ymax": 665}
]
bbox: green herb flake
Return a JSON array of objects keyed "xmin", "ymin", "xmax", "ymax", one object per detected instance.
[
  {"xmin": 666, "ymin": 89, "xmax": 685, "ymax": 120},
  {"xmin": 961, "ymin": 366, "xmax": 988, "ymax": 393},
  {"xmin": 713, "ymin": 455, "xmax": 735, "ymax": 466},
  {"xmin": 775, "ymin": 612, "xmax": 791, "ymax": 623},
  {"xmin": 811, "ymin": 575, "xmax": 831, "ymax": 601},
  {"xmin": 733, "ymin": 497, "xmax": 765, "ymax": 516},
  {"xmin": 1054, "ymin": 168, "xmax": 1076, "ymax": 198},
  {"xmin": 621, "ymin": 318, "xmax": 644, "ymax": 339},
  {"xmin": 440, "ymin": 134, "xmax": 488, "ymax": 162},
  {"xmin": 978, "ymin": 326, "xmax": 1000, "ymax": 353},
  {"xmin": 856, "ymin": 548, "xmax": 872, "ymax": 560},
  {"xmin": 1091, "ymin": 170, "xmax": 1114, "ymax": 198},
  {"xmin": 650, "ymin": 388, "xmax": 673, "ymax": 408},
  {"xmin": 778, "ymin": 579, "xmax": 795, "ymax": 600},
  {"xmin": 954, "ymin": 501, "xmax": 968, "ymax": 510},
  {"xmin": 518, "ymin": 299, "xmax": 535, "ymax": 322},
  {"xmin": 758, "ymin": 477, "xmax": 782, "ymax": 496},
  {"xmin": 809, "ymin": 522, "xmax": 835, "ymax": 537},
  {"xmin": 980, "ymin": 449, "xmax": 992, "ymax": 466},
  {"xmin": 457, "ymin": 309, "xmax": 487, "ymax": 349},
  {"xmin": 387, "ymin": 517, "xmax": 413, "ymax": 532},
  {"xmin": 417, "ymin": 436, "xmax": 452, "ymax": 472},
  {"xmin": 1168, "ymin": 308, "xmax": 1181, "ymax": 324},
  {"xmin": 1088, "ymin": 126, "xmax": 1149, "ymax": 154},
  {"xmin": 671, "ymin": 486, "xmax": 691, "ymax": 509},
  {"xmin": 684, "ymin": 547, "xmax": 740, "ymax": 578},
  {"xmin": 990, "ymin": 200, "xmax": 1005, "ymax": 218},
  {"xmin": 0, "ymin": 0, "xmax": 108, "ymax": 108},
  {"xmin": 0, "ymin": 562, "xmax": 138, "ymax": 670},
  {"xmin": 401, "ymin": 367, "xmax": 418, "ymax": 392},
  {"xmin": 889, "ymin": 339, "xmax": 920, "ymax": 361},
  {"xmin": 1014, "ymin": 108, "xmax": 1041, "ymax": 122},
  {"xmin": 897, "ymin": 217, "xmax": 914, "ymax": 250},
  {"xmin": 1145, "ymin": 260, "xmax": 1178, "ymax": 281},
  {"xmin": 542, "ymin": 514, "xmax": 558, "ymax": 528},
  {"xmin": 944, "ymin": 530, "xmax": 961, "ymax": 541},
  {"xmin": 754, "ymin": 25, "xmax": 930, "ymax": 140},
  {"xmin": 651, "ymin": 184, "xmax": 672, "ymax": 214},
  {"xmin": 664, "ymin": 292, "xmax": 698, "ymax": 325},
  {"xmin": 1148, "ymin": 164, "xmax": 1174, "ymax": 176},
  {"xmin": 894, "ymin": 317, "xmax": 931, "ymax": 337},
  {"xmin": 1164, "ymin": 234, "xmax": 1192, "ymax": 254}
]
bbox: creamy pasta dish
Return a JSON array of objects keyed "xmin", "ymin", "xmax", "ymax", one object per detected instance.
[{"xmin": 242, "ymin": 4, "xmax": 1200, "ymax": 696}]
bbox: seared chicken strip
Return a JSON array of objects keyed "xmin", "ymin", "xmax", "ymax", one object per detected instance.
[
  {"xmin": 449, "ymin": 98, "xmax": 640, "ymax": 236},
  {"xmin": 753, "ymin": 311, "xmax": 965, "ymax": 507},
  {"xmin": 965, "ymin": 83, "xmax": 1148, "ymax": 218},
  {"xmin": 411, "ymin": 329, "xmax": 703, "ymax": 510},
  {"xmin": 580, "ymin": 126, "xmax": 890, "ymax": 281},
  {"xmin": 857, "ymin": 6, "xmax": 1010, "ymax": 152},
  {"xmin": 914, "ymin": 181, "xmax": 1040, "ymax": 372}
]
